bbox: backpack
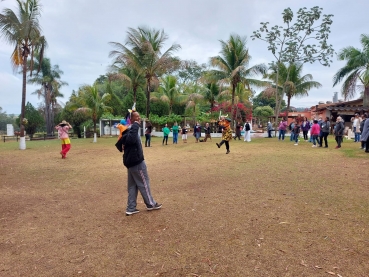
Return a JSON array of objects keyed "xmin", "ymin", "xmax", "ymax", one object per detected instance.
[{"xmin": 245, "ymin": 123, "xmax": 250, "ymax": 131}]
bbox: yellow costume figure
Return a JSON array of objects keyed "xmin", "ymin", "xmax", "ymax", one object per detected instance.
[{"xmin": 216, "ymin": 117, "xmax": 232, "ymax": 154}]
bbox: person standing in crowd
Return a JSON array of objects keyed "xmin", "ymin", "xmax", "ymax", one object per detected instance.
[
  {"xmin": 360, "ymin": 113, "xmax": 369, "ymax": 153},
  {"xmin": 234, "ymin": 121, "xmax": 242, "ymax": 140},
  {"xmin": 360, "ymin": 113, "xmax": 367, "ymax": 150},
  {"xmin": 243, "ymin": 120, "xmax": 252, "ymax": 142},
  {"xmin": 352, "ymin": 113, "xmax": 362, "ymax": 142},
  {"xmin": 292, "ymin": 121, "xmax": 301, "ymax": 146},
  {"xmin": 193, "ymin": 122, "xmax": 201, "ymax": 143},
  {"xmin": 334, "ymin": 116, "xmax": 345, "ymax": 149},
  {"xmin": 216, "ymin": 116, "xmax": 232, "ymax": 154},
  {"xmin": 162, "ymin": 124, "xmax": 170, "ymax": 145},
  {"xmin": 310, "ymin": 119, "xmax": 320, "ymax": 147},
  {"xmin": 202, "ymin": 122, "xmax": 212, "ymax": 142},
  {"xmin": 55, "ymin": 120, "xmax": 72, "ymax": 159},
  {"xmin": 319, "ymin": 117, "xmax": 331, "ymax": 148},
  {"xmin": 121, "ymin": 110, "xmax": 162, "ymax": 215},
  {"xmin": 144, "ymin": 120, "xmax": 152, "ymax": 147},
  {"xmin": 181, "ymin": 125, "xmax": 188, "ymax": 143},
  {"xmin": 278, "ymin": 118, "xmax": 288, "ymax": 140},
  {"xmin": 172, "ymin": 122, "xmax": 179, "ymax": 144},
  {"xmin": 289, "ymin": 120, "xmax": 296, "ymax": 142},
  {"xmin": 301, "ymin": 117, "xmax": 310, "ymax": 141},
  {"xmin": 267, "ymin": 121, "xmax": 273, "ymax": 138}
]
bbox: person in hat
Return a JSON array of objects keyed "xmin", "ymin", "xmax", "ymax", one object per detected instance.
[
  {"xmin": 55, "ymin": 120, "xmax": 72, "ymax": 159},
  {"xmin": 216, "ymin": 116, "xmax": 232, "ymax": 154},
  {"xmin": 121, "ymin": 110, "xmax": 162, "ymax": 215}
]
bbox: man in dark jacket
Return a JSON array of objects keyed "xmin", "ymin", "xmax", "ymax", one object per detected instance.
[
  {"xmin": 334, "ymin": 116, "xmax": 345, "ymax": 149},
  {"xmin": 121, "ymin": 111, "xmax": 162, "ymax": 215}
]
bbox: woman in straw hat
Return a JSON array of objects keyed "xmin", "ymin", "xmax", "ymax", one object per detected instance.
[{"xmin": 55, "ymin": 120, "xmax": 72, "ymax": 159}]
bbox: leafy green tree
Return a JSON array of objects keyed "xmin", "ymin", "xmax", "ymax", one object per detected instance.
[
  {"xmin": 184, "ymin": 84, "xmax": 205, "ymax": 118},
  {"xmin": 104, "ymin": 92, "xmax": 124, "ymax": 116},
  {"xmin": 253, "ymin": 91, "xmax": 286, "ymax": 110},
  {"xmin": 0, "ymin": 0, "xmax": 47, "ymax": 148},
  {"xmin": 265, "ymin": 63, "xmax": 321, "ymax": 111},
  {"xmin": 75, "ymin": 85, "xmax": 111, "ymax": 137},
  {"xmin": 28, "ymin": 56, "xmax": 67, "ymax": 136},
  {"xmin": 218, "ymin": 83, "xmax": 253, "ymax": 121},
  {"xmin": 252, "ymin": 6, "xmax": 334, "ymax": 123},
  {"xmin": 174, "ymin": 60, "xmax": 207, "ymax": 90},
  {"xmin": 253, "ymin": 106, "xmax": 274, "ymax": 125},
  {"xmin": 0, "ymin": 107, "xmax": 17, "ymax": 132},
  {"xmin": 333, "ymin": 34, "xmax": 369, "ymax": 107},
  {"xmin": 16, "ymin": 102, "xmax": 44, "ymax": 138},
  {"xmin": 202, "ymin": 82, "xmax": 220, "ymax": 112},
  {"xmin": 150, "ymin": 101, "xmax": 169, "ymax": 117},
  {"xmin": 209, "ymin": 34, "xmax": 266, "ymax": 125},
  {"xmin": 151, "ymin": 75, "xmax": 185, "ymax": 114},
  {"xmin": 108, "ymin": 62, "xmax": 146, "ymax": 103},
  {"xmin": 109, "ymin": 26, "xmax": 181, "ymax": 118},
  {"xmin": 122, "ymin": 90, "xmax": 146, "ymax": 117}
]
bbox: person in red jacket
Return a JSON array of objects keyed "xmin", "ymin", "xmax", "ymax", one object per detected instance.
[{"xmin": 310, "ymin": 119, "xmax": 321, "ymax": 147}]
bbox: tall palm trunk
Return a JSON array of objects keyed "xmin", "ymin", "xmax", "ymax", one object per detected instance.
[
  {"xmin": 286, "ymin": 95, "xmax": 292, "ymax": 114},
  {"xmin": 20, "ymin": 50, "xmax": 28, "ymax": 138},
  {"xmin": 273, "ymin": 66, "xmax": 280, "ymax": 131},
  {"xmin": 364, "ymin": 85, "xmax": 369, "ymax": 108},
  {"xmin": 231, "ymin": 83, "xmax": 236, "ymax": 127},
  {"xmin": 146, "ymin": 79, "xmax": 151, "ymax": 118},
  {"xmin": 133, "ymin": 85, "xmax": 137, "ymax": 103},
  {"xmin": 45, "ymin": 86, "xmax": 53, "ymax": 136}
]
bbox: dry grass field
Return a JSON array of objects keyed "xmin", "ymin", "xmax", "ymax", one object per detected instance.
[{"xmin": 0, "ymin": 134, "xmax": 368, "ymax": 277}]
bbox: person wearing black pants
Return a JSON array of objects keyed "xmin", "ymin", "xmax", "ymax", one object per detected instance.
[
  {"xmin": 145, "ymin": 121, "xmax": 152, "ymax": 147},
  {"xmin": 359, "ymin": 114, "xmax": 367, "ymax": 150},
  {"xmin": 319, "ymin": 117, "xmax": 330, "ymax": 148},
  {"xmin": 301, "ymin": 118, "xmax": 310, "ymax": 141},
  {"xmin": 234, "ymin": 122, "xmax": 242, "ymax": 140},
  {"xmin": 334, "ymin": 116, "xmax": 344, "ymax": 149},
  {"xmin": 360, "ymin": 113, "xmax": 369, "ymax": 153},
  {"xmin": 216, "ymin": 116, "xmax": 232, "ymax": 154}
]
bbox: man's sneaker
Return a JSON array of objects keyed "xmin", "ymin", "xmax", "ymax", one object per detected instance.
[
  {"xmin": 146, "ymin": 203, "xmax": 162, "ymax": 211},
  {"xmin": 312, "ymin": 145, "xmax": 316, "ymax": 147},
  {"xmin": 294, "ymin": 143, "xmax": 298, "ymax": 146},
  {"xmin": 216, "ymin": 143, "xmax": 220, "ymax": 148},
  {"xmin": 126, "ymin": 209, "xmax": 140, "ymax": 216}
]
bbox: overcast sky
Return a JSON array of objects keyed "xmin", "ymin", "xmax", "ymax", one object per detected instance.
[{"xmin": 0, "ymin": 0, "xmax": 367, "ymax": 115}]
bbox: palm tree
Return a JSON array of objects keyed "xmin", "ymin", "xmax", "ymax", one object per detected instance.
[
  {"xmin": 109, "ymin": 26, "xmax": 181, "ymax": 118},
  {"xmin": 75, "ymin": 85, "xmax": 111, "ymax": 142},
  {"xmin": 333, "ymin": 34, "xmax": 369, "ymax": 107},
  {"xmin": 209, "ymin": 34, "xmax": 266, "ymax": 126},
  {"xmin": 185, "ymin": 84, "xmax": 204, "ymax": 118},
  {"xmin": 266, "ymin": 63, "xmax": 322, "ymax": 112},
  {"xmin": 108, "ymin": 61, "xmax": 145, "ymax": 103},
  {"xmin": 151, "ymin": 75, "xmax": 185, "ymax": 114},
  {"xmin": 28, "ymin": 57, "xmax": 67, "ymax": 136},
  {"xmin": 202, "ymin": 82, "xmax": 220, "ymax": 113},
  {"xmin": 0, "ymin": 0, "xmax": 47, "ymax": 149},
  {"xmin": 218, "ymin": 83, "xmax": 253, "ymax": 120}
]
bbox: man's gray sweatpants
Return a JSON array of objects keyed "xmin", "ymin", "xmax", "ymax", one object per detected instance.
[{"xmin": 127, "ymin": 161, "xmax": 156, "ymax": 212}]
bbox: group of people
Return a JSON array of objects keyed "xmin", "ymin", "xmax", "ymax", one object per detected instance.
[
  {"xmin": 274, "ymin": 113, "xmax": 369, "ymax": 151},
  {"xmin": 54, "ymin": 108, "xmax": 369, "ymax": 218}
]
